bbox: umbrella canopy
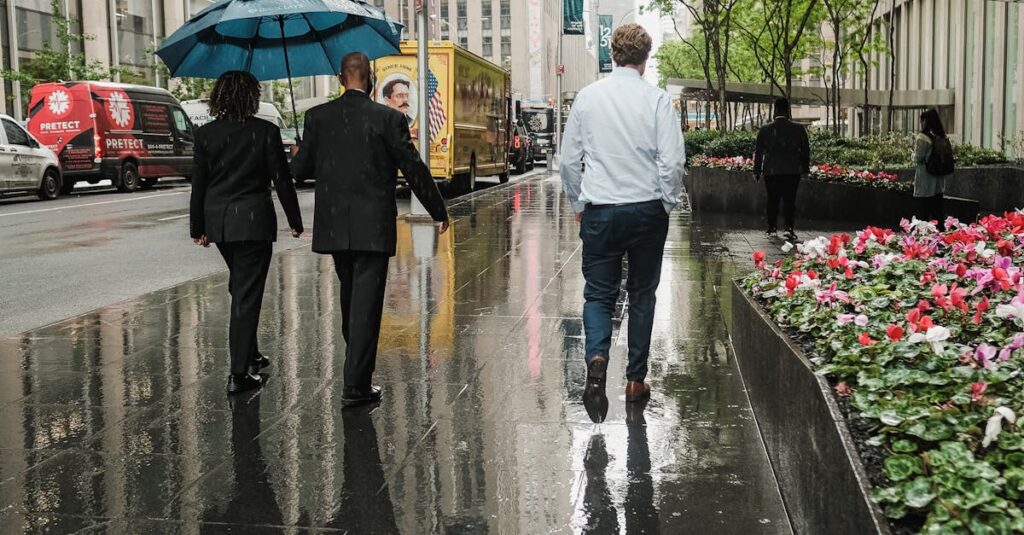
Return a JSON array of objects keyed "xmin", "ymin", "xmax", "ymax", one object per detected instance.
[{"xmin": 156, "ymin": 0, "xmax": 403, "ymax": 81}]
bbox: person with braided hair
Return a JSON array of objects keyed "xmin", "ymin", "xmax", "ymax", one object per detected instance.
[{"xmin": 189, "ymin": 70, "xmax": 305, "ymax": 395}]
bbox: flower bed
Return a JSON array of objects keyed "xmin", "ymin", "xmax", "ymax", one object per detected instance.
[
  {"xmin": 689, "ymin": 154, "xmax": 908, "ymax": 192},
  {"xmin": 743, "ymin": 213, "xmax": 1024, "ymax": 533}
]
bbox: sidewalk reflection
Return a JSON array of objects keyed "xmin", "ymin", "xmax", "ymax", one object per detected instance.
[{"xmin": 327, "ymin": 405, "xmax": 398, "ymax": 533}]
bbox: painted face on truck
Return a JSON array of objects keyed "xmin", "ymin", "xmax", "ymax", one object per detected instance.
[{"xmin": 383, "ymin": 79, "xmax": 411, "ymax": 114}]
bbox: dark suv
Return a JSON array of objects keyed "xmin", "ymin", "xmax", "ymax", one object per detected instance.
[{"xmin": 508, "ymin": 122, "xmax": 534, "ymax": 174}]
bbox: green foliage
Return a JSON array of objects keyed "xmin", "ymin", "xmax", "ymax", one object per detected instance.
[
  {"xmin": 686, "ymin": 129, "xmax": 1009, "ymax": 169},
  {"xmin": 0, "ymin": 0, "xmax": 126, "ymax": 106},
  {"xmin": 744, "ymin": 214, "xmax": 1024, "ymax": 532}
]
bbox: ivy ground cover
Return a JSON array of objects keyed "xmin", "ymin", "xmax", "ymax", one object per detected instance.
[{"xmin": 743, "ymin": 212, "xmax": 1024, "ymax": 534}]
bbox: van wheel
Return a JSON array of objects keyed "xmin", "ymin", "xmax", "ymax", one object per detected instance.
[
  {"xmin": 140, "ymin": 177, "xmax": 157, "ymax": 190},
  {"xmin": 464, "ymin": 157, "xmax": 477, "ymax": 195},
  {"xmin": 37, "ymin": 169, "xmax": 61, "ymax": 200},
  {"xmin": 117, "ymin": 162, "xmax": 140, "ymax": 192}
]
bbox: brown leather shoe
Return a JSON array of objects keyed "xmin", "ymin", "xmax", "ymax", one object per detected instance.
[{"xmin": 625, "ymin": 381, "xmax": 651, "ymax": 402}]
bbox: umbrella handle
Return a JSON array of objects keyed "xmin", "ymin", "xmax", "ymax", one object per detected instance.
[{"xmin": 279, "ymin": 17, "xmax": 301, "ymax": 143}]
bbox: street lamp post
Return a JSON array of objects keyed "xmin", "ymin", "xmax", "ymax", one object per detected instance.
[
  {"xmin": 412, "ymin": 0, "xmax": 429, "ymax": 216},
  {"xmin": 554, "ymin": 0, "xmax": 563, "ymax": 170}
]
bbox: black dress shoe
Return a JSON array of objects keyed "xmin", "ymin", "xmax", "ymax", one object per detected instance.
[
  {"xmin": 248, "ymin": 353, "xmax": 270, "ymax": 376},
  {"xmin": 227, "ymin": 373, "xmax": 263, "ymax": 395},
  {"xmin": 342, "ymin": 385, "xmax": 384, "ymax": 407},
  {"xmin": 583, "ymin": 355, "xmax": 608, "ymax": 424}
]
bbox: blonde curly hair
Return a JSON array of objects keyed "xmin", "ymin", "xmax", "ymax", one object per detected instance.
[{"xmin": 611, "ymin": 24, "xmax": 652, "ymax": 66}]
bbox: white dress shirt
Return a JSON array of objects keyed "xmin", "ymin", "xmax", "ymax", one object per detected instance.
[{"xmin": 560, "ymin": 67, "xmax": 686, "ymax": 214}]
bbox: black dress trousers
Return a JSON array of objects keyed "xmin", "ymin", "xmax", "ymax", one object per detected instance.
[
  {"xmin": 217, "ymin": 241, "xmax": 274, "ymax": 375},
  {"xmin": 332, "ymin": 251, "xmax": 391, "ymax": 393}
]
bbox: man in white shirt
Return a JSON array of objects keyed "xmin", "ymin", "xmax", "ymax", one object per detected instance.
[{"xmin": 560, "ymin": 24, "xmax": 686, "ymax": 423}]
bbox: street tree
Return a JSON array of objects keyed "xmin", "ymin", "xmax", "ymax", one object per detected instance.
[
  {"xmin": 734, "ymin": 0, "xmax": 825, "ymax": 100},
  {"xmin": 0, "ymin": 0, "xmax": 129, "ymax": 107},
  {"xmin": 652, "ymin": 0, "xmax": 743, "ymax": 130}
]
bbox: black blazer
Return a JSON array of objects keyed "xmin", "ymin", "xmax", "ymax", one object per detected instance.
[
  {"xmin": 753, "ymin": 117, "xmax": 811, "ymax": 177},
  {"xmin": 291, "ymin": 90, "xmax": 448, "ymax": 256},
  {"xmin": 190, "ymin": 117, "xmax": 303, "ymax": 243}
]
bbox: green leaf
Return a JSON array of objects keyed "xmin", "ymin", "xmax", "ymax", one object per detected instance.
[
  {"xmin": 892, "ymin": 439, "xmax": 919, "ymax": 453},
  {"xmin": 999, "ymin": 434, "xmax": 1024, "ymax": 451},
  {"xmin": 903, "ymin": 477, "xmax": 936, "ymax": 508},
  {"xmin": 885, "ymin": 454, "xmax": 924, "ymax": 482},
  {"xmin": 879, "ymin": 410, "xmax": 904, "ymax": 426}
]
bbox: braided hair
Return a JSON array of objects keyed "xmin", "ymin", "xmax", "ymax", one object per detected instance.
[{"xmin": 208, "ymin": 71, "xmax": 260, "ymax": 122}]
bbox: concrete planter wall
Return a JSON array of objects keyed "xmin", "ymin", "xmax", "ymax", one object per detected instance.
[
  {"xmin": 685, "ymin": 167, "xmax": 979, "ymax": 226},
  {"xmin": 731, "ymin": 282, "xmax": 891, "ymax": 535},
  {"xmin": 893, "ymin": 166, "xmax": 1024, "ymax": 213}
]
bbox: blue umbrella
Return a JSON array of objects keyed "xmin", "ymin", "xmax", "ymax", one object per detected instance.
[{"xmin": 156, "ymin": 0, "xmax": 403, "ymax": 137}]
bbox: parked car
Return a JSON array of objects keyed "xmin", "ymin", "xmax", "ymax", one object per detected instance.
[
  {"xmin": 508, "ymin": 122, "xmax": 534, "ymax": 175},
  {"xmin": 0, "ymin": 113, "xmax": 62, "ymax": 200},
  {"xmin": 27, "ymin": 82, "xmax": 194, "ymax": 194}
]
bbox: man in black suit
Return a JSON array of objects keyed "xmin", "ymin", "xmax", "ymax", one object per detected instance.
[
  {"xmin": 190, "ymin": 70, "xmax": 304, "ymax": 395},
  {"xmin": 291, "ymin": 52, "xmax": 449, "ymax": 407},
  {"xmin": 753, "ymin": 98, "xmax": 810, "ymax": 242}
]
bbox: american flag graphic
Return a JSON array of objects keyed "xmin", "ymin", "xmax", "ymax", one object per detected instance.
[{"xmin": 427, "ymin": 69, "xmax": 446, "ymax": 142}]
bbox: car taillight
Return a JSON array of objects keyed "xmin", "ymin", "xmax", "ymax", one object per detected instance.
[
  {"xmin": 94, "ymin": 135, "xmax": 102, "ymax": 158},
  {"xmin": 514, "ymin": 135, "xmax": 521, "ymax": 149}
]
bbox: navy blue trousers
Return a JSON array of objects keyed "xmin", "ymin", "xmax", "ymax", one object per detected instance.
[{"xmin": 580, "ymin": 200, "xmax": 669, "ymax": 382}]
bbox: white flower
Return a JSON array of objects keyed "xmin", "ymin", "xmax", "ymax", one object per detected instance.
[
  {"xmin": 781, "ymin": 242, "xmax": 794, "ymax": 253},
  {"xmin": 907, "ymin": 326, "xmax": 952, "ymax": 354},
  {"xmin": 983, "ymin": 407, "xmax": 1017, "ymax": 448},
  {"xmin": 797, "ymin": 236, "xmax": 829, "ymax": 259},
  {"xmin": 854, "ymin": 314, "xmax": 869, "ymax": 327},
  {"xmin": 997, "ymin": 302, "xmax": 1024, "ymax": 325},
  {"xmin": 974, "ymin": 240, "xmax": 996, "ymax": 259}
]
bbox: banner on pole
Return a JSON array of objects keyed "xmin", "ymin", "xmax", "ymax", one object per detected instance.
[
  {"xmin": 563, "ymin": 0, "xmax": 584, "ymax": 35},
  {"xmin": 598, "ymin": 15, "xmax": 612, "ymax": 73}
]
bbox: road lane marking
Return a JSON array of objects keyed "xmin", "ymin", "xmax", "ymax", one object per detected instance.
[
  {"xmin": 0, "ymin": 192, "xmax": 187, "ymax": 218},
  {"xmin": 157, "ymin": 214, "xmax": 189, "ymax": 221}
]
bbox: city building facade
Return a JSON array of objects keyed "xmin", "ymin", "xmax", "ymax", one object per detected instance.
[{"xmin": 850, "ymin": 0, "xmax": 1024, "ymax": 153}]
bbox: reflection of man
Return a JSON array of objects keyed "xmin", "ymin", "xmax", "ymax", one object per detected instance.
[{"xmin": 382, "ymin": 79, "xmax": 417, "ymax": 137}]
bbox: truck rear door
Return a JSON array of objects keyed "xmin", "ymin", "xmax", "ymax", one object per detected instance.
[{"xmin": 171, "ymin": 107, "xmax": 195, "ymax": 176}]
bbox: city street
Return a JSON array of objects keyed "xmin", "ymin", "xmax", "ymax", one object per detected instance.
[{"xmin": 0, "ymin": 176, "xmax": 516, "ymax": 338}]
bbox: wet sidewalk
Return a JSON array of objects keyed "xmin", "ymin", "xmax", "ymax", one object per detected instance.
[{"xmin": 0, "ymin": 172, "xmax": 791, "ymax": 534}]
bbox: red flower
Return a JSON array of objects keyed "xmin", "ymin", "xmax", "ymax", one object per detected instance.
[
  {"xmin": 834, "ymin": 382, "xmax": 853, "ymax": 397},
  {"xmin": 753, "ymin": 250, "xmax": 766, "ymax": 268},
  {"xmin": 886, "ymin": 324, "xmax": 904, "ymax": 342},
  {"xmin": 971, "ymin": 382, "xmax": 988, "ymax": 403},
  {"xmin": 955, "ymin": 263, "xmax": 968, "ymax": 277},
  {"xmin": 973, "ymin": 297, "xmax": 990, "ymax": 325},
  {"xmin": 920, "ymin": 271, "xmax": 936, "ymax": 285},
  {"xmin": 931, "ymin": 284, "xmax": 948, "ymax": 298},
  {"xmin": 858, "ymin": 332, "xmax": 875, "ymax": 346}
]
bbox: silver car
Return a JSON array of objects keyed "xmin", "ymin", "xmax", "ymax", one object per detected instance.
[{"xmin": 0, "ymin": 113, "xmax": 62, "ymax": 200}]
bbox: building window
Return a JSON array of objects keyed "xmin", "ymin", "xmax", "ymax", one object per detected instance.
[
  {"xmin": 482, "ymin": 36, "xmax": 493, "ymax": 57},
  {"xmin": 459, "ymin": 35, "xmax": 469, "ymax": 48},
  {"xmin": 457, "ymin": 0, "xmax": 467, "ymax": 17},
  {"xmin": 500, "ymin": 35, "xmax": 510, "ymax": 59},
  {"xmin": 500, "ymin": 0, "xmax": 510, "ymax": 17}
]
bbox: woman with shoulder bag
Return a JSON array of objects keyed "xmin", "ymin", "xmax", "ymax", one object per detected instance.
[{"xmin": 914, "ymin": 109, "xmax": 953, "ymax": 229}]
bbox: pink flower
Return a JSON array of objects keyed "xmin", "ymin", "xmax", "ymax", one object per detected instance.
[
  {"xmin": 1000, "ymin": 333, "xmax": 1024, "ymax": 362},
  {"xmin": 837, "ymin": 313, "xmax": 856, "ymax": 325},
  {"xmin": 974, "ymin": 343, "xmax": 997, "ymax": 370}
]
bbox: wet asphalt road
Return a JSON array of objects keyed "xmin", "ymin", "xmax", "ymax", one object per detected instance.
[{"xmin": 0, "ymin": 174, "xmax": 522, "ymax": 338}]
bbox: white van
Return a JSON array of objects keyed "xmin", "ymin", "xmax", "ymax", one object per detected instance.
[
  {"xmin": 181, "ymin": 100, "xmax": 295, "ymax": 166},
  {"xmin": 181, "ymin": 99, "xmax": 286, "ymax": 129}
]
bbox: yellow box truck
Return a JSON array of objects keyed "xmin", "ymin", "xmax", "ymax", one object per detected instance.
[{"xmin": 372, "ymin": 41, "xmax": 510, "ymax": 194}]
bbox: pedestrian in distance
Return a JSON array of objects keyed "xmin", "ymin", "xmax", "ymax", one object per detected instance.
[
  {"xmin": 189, "ymin": 70, "xmax": 305, "ymax": 395},
  {"xmin": 914, "ymin": 108, "xmax": 954, "ymax": 229},
  {"xmin": 561, "ymin": 23, "xmax": 686, "ymax": 423},
  {"xmin": 291, "ymin": 52, "xmax": 450, "ymax": 408},
  {"xmin": 753, "ymin": 97, "xmax": 810, "ymax": 242}
]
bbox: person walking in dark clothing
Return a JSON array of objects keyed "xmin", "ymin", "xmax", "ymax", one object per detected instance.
[
  {"xmin": 914, "ymin": 109, "xmax": 949, "ymax": 228},
  {"xmin": 753, "ymin": 98, "xmax": 810, "ymax": 241},
  {"xmin": 291, "ymin": 52, "xmax": 449, "ymax": 408},
  {"xmin": 190, "ymin": 71, "xmax": 304, "ymax": 395}
]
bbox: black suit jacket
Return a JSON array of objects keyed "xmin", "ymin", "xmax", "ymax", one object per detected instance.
[
  {"xmin": 189, "ymin": 117, "xmax": 303, "ymax": 242},
  {"xmin": 291, "ymin": 90, "xmax": 448, "ymax": 256},
  {"xmin": 753, "ymin": 117, "xmax": 811, "ymax": 177}
]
